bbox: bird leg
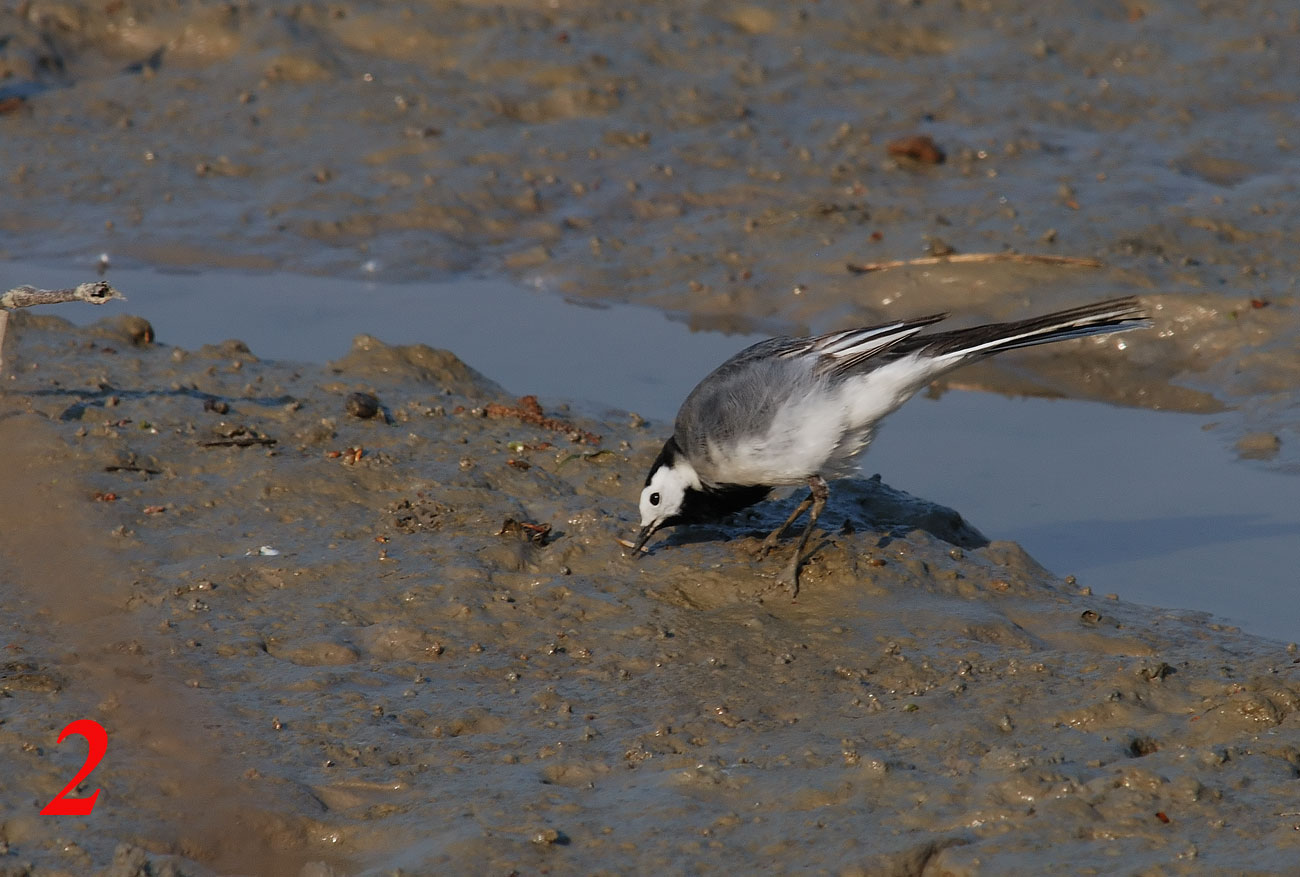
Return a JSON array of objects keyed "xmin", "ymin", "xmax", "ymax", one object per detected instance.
[
  {"xmin": 780, "ymin": 475, "xmax": 829, "ymax": 598},
  {"xmin": 758, "ymin": 490, "xmax": 815, "ymax": 557}
]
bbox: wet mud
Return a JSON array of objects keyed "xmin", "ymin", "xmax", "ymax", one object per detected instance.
[
  {"xmin": 3, "ymin": 0, "xmax": 1300, "ymax": 873},
  {"xmin": 2, "ymin": 314, "xmax": 1299, "ymax": 875},
  {"xmin": 1, "ymin": 0, "xmax": 1299, "ymax": 461}
]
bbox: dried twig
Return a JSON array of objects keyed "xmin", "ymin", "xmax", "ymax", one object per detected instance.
[
  {"xmin": 615, "ymin": 536, "xmax": 649, "ymax": 554},
  {"xmin": 1, "ymin": 281, "xmax": 127, "ymax": 378},
  {"xmin": 845, "ymin": 253, "xmax": 1103, "ymax": 275},
  {"xmin": 200, "ymin": 436, "xmax": 278, "ymax": 449},
  {"xmin": 1, "ymin": 281, "xmax": 125, "ymax": 310}
]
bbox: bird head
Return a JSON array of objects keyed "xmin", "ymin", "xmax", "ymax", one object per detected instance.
[{"xmin": 630, "ymin": 438, "xmax": 699, "ymax": 553}]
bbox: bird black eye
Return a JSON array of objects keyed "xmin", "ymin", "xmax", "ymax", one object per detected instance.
[{"xmin": 649, "ymin": 492, "xmax": 660, "ymax": 506}]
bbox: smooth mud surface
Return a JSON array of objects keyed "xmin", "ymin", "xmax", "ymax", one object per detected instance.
[
  {"xmin": 3, "ymin": 0, "xmax": 1300, "ymax": 874},
  {"xmin": 2, "ymin": 315, "xmax": 1300, "ymax": 875}
]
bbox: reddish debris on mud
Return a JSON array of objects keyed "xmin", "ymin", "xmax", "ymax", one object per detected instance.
[
  {"xmin": 485, "ymin": 395, "xmax": 601, "ymax": 445},
  {"xmin": 886, "ymin": 134, "xmax": 946, "ymax": 164}
]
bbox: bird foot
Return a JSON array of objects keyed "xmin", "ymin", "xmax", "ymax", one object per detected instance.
[
  {"xmin": 753, "ymin": 532, "xmax": 784, "ymax": 559},
  {"xmin": 751, "ymin": 531, "xmax": 804, "ymax": 598},
  {"xmin": 779, "ymin": 558, "xmax": 802, "ymax": 599},
  {"xmin": 753, "ymin": 565, "xmax": 800, "ymax": 602}
]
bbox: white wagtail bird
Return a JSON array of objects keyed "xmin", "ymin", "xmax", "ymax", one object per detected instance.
[{"xmin": 630, "ymin": 296, "xmax": 1149, "ymax": 595}]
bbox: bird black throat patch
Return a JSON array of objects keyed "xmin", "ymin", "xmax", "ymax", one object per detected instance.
[{"xmin": 667, "ymin": 482, "xmax": 772, "ymax": 527}]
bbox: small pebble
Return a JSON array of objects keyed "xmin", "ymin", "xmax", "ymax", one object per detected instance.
[
  {"xmin": 107, "ymin": 315, "xmax": 155, "ymax": 347},
  {"xmin": 345, "ymin": 392, "xmax": 381, "ymax": 419}
]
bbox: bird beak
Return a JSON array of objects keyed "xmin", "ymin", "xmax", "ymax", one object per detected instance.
[{"xmin": 629, "ymin": 524, "xmax": 655, "ymax": 557}]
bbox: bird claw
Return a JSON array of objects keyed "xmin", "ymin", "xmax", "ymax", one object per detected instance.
[
  {"xmin": 753, "ymin": 565, "xmax": 800, "ymax": 602},
  {"xmin": 752, "ymin": 528, "xmax": 802, "ymax": 597},
  {"xmin": 780, "ymin": 562, "xmax": 801, "ymax": 600}
]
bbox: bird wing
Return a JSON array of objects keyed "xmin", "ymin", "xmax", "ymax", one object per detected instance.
[{"xmin": 789, "ymin": 313, "xmax": 949, "ymax": 376}]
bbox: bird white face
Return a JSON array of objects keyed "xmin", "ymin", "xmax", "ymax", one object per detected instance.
[{"xmin": 639, "ymin": 462, "xmax": 693, "ymax": 531}]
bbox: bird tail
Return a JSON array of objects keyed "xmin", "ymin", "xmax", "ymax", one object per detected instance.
[{"xmin": 909, "ymin": 296, "xmax": 1149, "ymax": 361}]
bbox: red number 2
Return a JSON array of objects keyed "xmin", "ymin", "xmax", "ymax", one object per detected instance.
[{"xmin": 40, "ymin": 719, "xmax": 107, "ymax": 816}]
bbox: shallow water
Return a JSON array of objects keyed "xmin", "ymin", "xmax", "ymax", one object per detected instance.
[
  {"xmin": 874, "ymin": 393, "xmax": 1300, "ymax": 643},
  {"xmin": 7, "ymin": 260, "xmax": 1296, "ymax": 643},
  {"xmin": 0, "ymin": 261, "xmax": 754, "ymax": 420}
]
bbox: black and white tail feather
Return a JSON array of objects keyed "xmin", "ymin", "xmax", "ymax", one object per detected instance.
[{"xmin": 631, "ymin": 296, "xmax": 1149, "ymax": 596}]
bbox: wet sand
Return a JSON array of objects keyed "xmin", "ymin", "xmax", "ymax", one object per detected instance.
[{"xmin": 2, "ymin": 313, "xmax": 1299, "ymax": 875}]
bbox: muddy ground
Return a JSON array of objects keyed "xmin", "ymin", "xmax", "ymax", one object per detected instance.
[
  {"xmin": 2, "ymin": 313, "xmax": 1299, "ymax": 876},
  {"xmin": 1, "ymin": 0, "xmax": 1298, "ymax": 460},
  {"xmin": 2, "ymin": 0, "xmax": 1300, "ymax": 874}
]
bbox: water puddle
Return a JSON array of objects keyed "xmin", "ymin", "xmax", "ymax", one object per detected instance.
[
  {"xmin": 5, "ymin": 261, "xmax": 1297, "ymax": 642},
  {"xmin": 872, "ymin": 393, "xmax": 1300, "ymax": 643}
]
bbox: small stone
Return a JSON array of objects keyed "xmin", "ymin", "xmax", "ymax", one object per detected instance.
[
  {"xmin": 530, "ymin": 828, "xmax": 568, "ymax": 846},
  {"xmin": 98, "ymin": 314, "xmax": 156, "ymax": 347},
  {"xmin": 345, "ymin": 392, "xmax": 381, "ymax": 419}
]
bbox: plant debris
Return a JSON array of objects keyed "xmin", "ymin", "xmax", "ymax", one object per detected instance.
[
  {"xmin": 200, "ymin": 426, "xmax": 277, "ymax": 448},
  {"xmin": 846, "ymin": 253, "xmax": 1103, "ymax": 274},
  {"xmin": 496, "ymin": 517, "xmax": 552, "ymax": 544},
  {"xmin": 485, "ymin": 395, "xmax": 601, "ymax": 445}
]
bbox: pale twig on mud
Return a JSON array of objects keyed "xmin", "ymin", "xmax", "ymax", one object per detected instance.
[
  {"xmin": 0, "ymin": 281, "xmax": 126, "ymax": 378},
  {"xmin": 845, "ymin": 253, "xmax": 1104, "ymax": 274}
]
